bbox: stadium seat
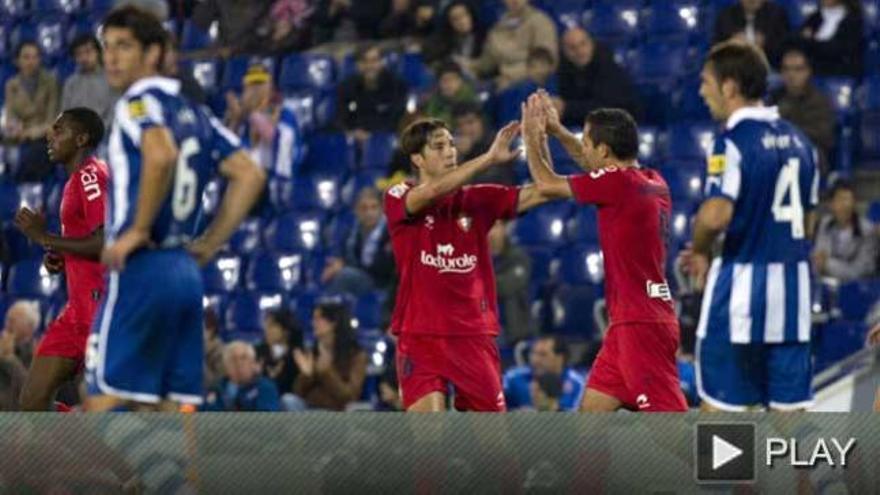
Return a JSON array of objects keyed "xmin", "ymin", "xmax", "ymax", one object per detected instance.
[
  {"xmin": 50, "ymin": 57, "xmax": 76, "ymax": 83},
  {"xmin": 815, "ymin": 77, "xmax": 857, "ymax": 123},
  {"xmin": 859, "ymin": 113, "xmax": 880, "ymax": 161},
  {"xmin": 302, "ymin": 133, "xmax": 356, "ymax": 176},
  {"xmin": 354, "ymin": 291, "xmax": 385, "ymax": 330},
  {"xmin": 278, "ymin": 53, "xmax": 336, "ymax": 93},
  {"xmin": 325, "ymin": 209, "xmax": 355, "ymax": 252},
  {"xmin": 858, "ymin": 76, "xmax": 880, "ymax": 112},
  {"xmin": 289, "ymin": 289, "xmax": 321, "ymax": 331},
  {"xmin": 583, "ymin": 3, "xmax": 642, "ymax": 45},
  {"xmin": 312, "ymin": 90, "xmax": 337, "ymax": 129},
  {"xmin": 672, "ymin": 80, "xmax": 712, "ymax": 122},
  {"xmin": 669, "ymin": 208, "xmax": 693, "ymax": 250},
  {"xmin": 34, "ymin": 0, "xmax": 80, "ymax": 15},
  {"xmin": 556, "ymin": 243, "xmax": 604, "ymax": 286},
  {"xmin": 83, "ymin": 0, "xmax": 114, "ymax": 14},
  {"xmin": 867, "ymin": 200, "xmax": 880, "ymax": 224},
  {"xmin": 865, "ymin": 39, "xmax": 880, "ymax": 76},
  {"xmin": 813, "ymin": 320, "xmax": 868, "ymax": 372},
  {"xmin": 636, "ymin": 81, "xmax": 675, "ymax": 126},
  {"xmin": 0, "ymin": 0, "xmax": 29, "ymax": 18},
  {"xmin": 494, "ymin": 81, "xmax": 538, "ymax": 127},
  {"xmin": 342, "ymin": 170, "xmax": 386, "ymax": 205},
  {"xmin": 659, "ymin": 162, "xmax": 704, "ymax": 205},
  {"xmin": 17, "ymin": 182, "xmax": 44, "ymax": 211},
  {"xmin": 510, "ymin": 202, "xmax": 572, "ymax": 248},
  {"xmin": 837, "ymin": 279, "xmax": 880, "ymax": 321},
  {"xmin": 626, "ymin": 43, "xmax": 687, "ymax": 84},
  {"xmin": 289, "ymin": 174, "xmax": 345, "ymax": 212},
  {"xmin": 545, "ymin": 0, "xmax": 588, "ymax": 30},
  {"xmin": 0, "ymin": 182, "xmax": 19, "ymax": 222},
  {"xmin": 0, "ymin": 22, "xmax": 12, "ymax": 60},
  {"xmin": 665, "ymin": 122, "xmax": 716, "ymax": 160},
  {"xmin": 221, "ymin": 56, "xmax": 276, "ymax": 93},
  {"xmin": 638, "ymin": 125, "xmax": 660, "ymax": 165},
  {"xmin": 399, "ymin": 52, "xmax": 435, "ymax": 92},
  {"xmin": 565, "ymin": 206, "xmax": 599, "ymax": 244},
  {"xmin": 361, "ymin": 132, "xmax": 396, "ymax": 170},
  {"xmin": 264, "ymin": 210, "xmax": 325, "ymax": 252},
  {"xmin": 7, "ymin": 258, "xmax": 60, "ymax": 298},
  {"xmin": 641, "ymin": 1, "xmax": 703, "ymax": 43},
  {"xmin": 865, "ymin": 0, "xmax": 880, "ymax": 35},
  {"xmin": 779, "ymin": 0, "xmax": 818, "ymax": 28},
  {"xmin": 244, "ymin": 250, "xmax": 306, "ymax": 293},
  {"xmin": 180, "ymin": 19, "xmax": 216, "ymax": 52},
  {"xmin": 550, "ymin": 283, "xmax": 604, "ymax": 338},
  {"xmin": 181, "ymin": 58, "xmax": 222, "ymax": 95},
  {"xmin": 224, "ymin": 292, "xmax": 285, "ymax": 341},
  {"xmin": 227, "ymin": 218, "xmax": 263, "ymax": 255},
  {"xmin": 202, "ymin": 254, "xmax": 243, "ymax": 295},
  {"xmin": 522, "ymin": 246, "xmax": 556, "ymax": 290}
]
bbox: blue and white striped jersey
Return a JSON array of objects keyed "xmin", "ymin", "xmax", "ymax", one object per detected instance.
[
  {"xmin": 697, "ymin": 106, "xmax": 819, "ymax": 344},
  {"xmin": 106, "ymin": 76, "xmax": 241, "ymax": 249}
]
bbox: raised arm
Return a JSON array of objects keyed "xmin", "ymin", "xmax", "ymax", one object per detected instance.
[
  {"xmin": 538, "ymin": 90, "xmax": 591, "ymax": 170},
  {"xmin": 521, "ymin": 94, "xmax": 573, "ymax": 200}
]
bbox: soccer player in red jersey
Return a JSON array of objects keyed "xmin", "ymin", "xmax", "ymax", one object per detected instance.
[
  {"xmin": 521, "ymin": 92, "xmax": 687, "ymax": 412},
  {"xmin": 385, "ymin": 119, "xmax": 557, "ymax": 412},
  {"xmin": 13, "ymin": 108, "xmax": 108, "ymax": 410}
]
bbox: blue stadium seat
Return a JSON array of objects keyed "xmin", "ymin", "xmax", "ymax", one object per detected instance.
[
  {"xmin": 867, "ymin": 200, "xmax": 880, "ymax": 224},
  {"xmin": 0, "ymin": 22, "xmax": 12, "ymax": 60},
  {"xmin": 361, "ymin": 132, "xmax": 396, "ymax": 170},
  {"xmin": 859, "ymin": 113, "xmax": 880, "ymax": 162},
  {"xmin": 34, "ymin": 0, "xmax": 80, "ymax": 14},
  {"xmin": 837, "ymin": 279, "xmax": 880, "ymax": 321},
  {"xmin": 0, "ymin": 182, "xmax": 19, "ymax": 222},
  {"xmin": 354, "ymin": 291, "xmax": 385, "ymax": 329},
  {"xmin": 665, "ymin": 121, "xmax": 716, "ymax": 160},
  {"xmin": 813, "ymin": 320, "xmax": 868, "ymax": 372},
  {"xmin": 672, "ymin": 80, "xmax": 712, "ymax": 122},
  {"xmin": 343, "ymin": 170, "xmax": 386, "ymax": 204},
  {"xmin": 865, "ymin": 39, "xmax": 880, "ymax": 76},
  {"xmin": 325, "ymin": 209, "xmax": 355, "ymax": 252},
  {"xmin": 779, "ymin": 0, "xmax": 818, "ymax": 28},
  {"xmin": 220, "ymin": 56, "xmax": 275, "ymax": 93},
  {"xmin": 669, "ymin": 208, "xmax": 693, "ymax": 250},
  {"xmin": 224, "ymin": 292, "xmax": 285, "ymax": 341},
  {"xmin": 3, "ymin": 225, "xmax": 43, "ymax": 263},
  {"xmin": 566, "ymin": 206, "xmax": 599, "ymax": 244},
  {"xmin": 10, "ymin": 19, "xmax": 37, "ymax": 51},
  {"xmin": 478, "ymin": 0, "xmax": 506, "ymax": 29},
  {"xmin": 312, "ymin": 90, "xmax": 337, "ymax": 129},
  {"xmin": 638, "ymin": 125, "xmax": 660, "ymax": 165},
  {"xmin": 550, "ymin": 283, "xmax": 604, "ymax": 337},
  {"xmin": 7, "ymin": 258, "xmax": 60, "ymax": 298},
  {"xmin": 289, "ymin": 174, "xmax": 345, "ymax": 212},
  {"xmin": 17, "ymin": 182, "xmax": 44, "ymax": 211},
  {"xmin": 181, "ymin": 58, "xmax": 221, "ymax": 95},
  {"xmin": 626, "ymin": 43, "xmax": 687, "ymax": 84},
  {"xmin": 865, "ymin": 0, "xmax": 880, "ymax": 35},
  {"xmin": 815, "ymin": 77, "xmax": 857, "ymax": 123},
  {"xmin": 227, "ymin": 218, "xmax": 263, "ymax": 255},
  {"xmin": 50, "ymin": 56, "xmax": 76, "ymax": 83},
  {"xmin": 522, "ymin": 246, "xmax": 556, "ymax": 290},
  {"xmin": 83, "ymin": 0, "xmax": 114, "ymax": 14},
  {"xmin": 583, "ymin": 3, "xmax": 642, "ymax": 45},
  {"xmin": 641, "ymin": 1, "xmax": 703, "ymax": 43},
  {"xmin": 556, "ymin": 243, "xmax": 604, "ymax": 286},
  {"xmin": 264, "ymin": 210, "xmax": 325, "ymax": 252},
  {"xmin": 494, "ymin": 81, "xmax": 538, "ymax": 127},
  {"xmin": 278, "ymin": 53, "xmax": 336, "ymax": 93},
  {"xmin": 0, "ymin": 0, "xmax": 29, "ymax": 18},
  {"xmin": 659, "ymin": 162, "xmax": 704, "ymax": 205},
  {"xmin": 303, "ymin": 133, "xmax": 355, "ymax": 175},
  {"xmin": 860, "ymin": 76, "xmax": 880, "ymax": 111},
  {"xmin": 200, "ymin": 178, "xmax": 223, "ymax": 218},
  {"xmin": 180, "ymin": 19, "xmax": 216, "ymax": 51},
  {"xmin": 636, "ymin": 81, "xmax": 675, "ymax": 126},
  {"xmin": 510, "ymin": 202, "xmax": 572, "ymax": 248},
  {"xmin": 244, "ymin": 250, "xmax": 306, "ymax": 293},
  {"xmin": 202, "ymin": 254, "xmax": 243, "ymax": 295},
  {"xmin": 399, "ymin": 52, "xmax": 434, "ymax": 92},
  {"xmin": 289, "ymin": 289, "xmax": 321, "ymax": 332},
  {"xmin": 545, "ymin": 0, "xmax": 589, "ymax": 30}
]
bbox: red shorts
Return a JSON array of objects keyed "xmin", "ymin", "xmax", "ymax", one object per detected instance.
[
  {"xmin": 36, "ymin": 306, "xmax": 91, "ymax": 368},
  {"xmin": 587, "ymin": 321, "xmax": 687, "ymax": 412},
  {"xmin": 396, "ymin": 334, "xmax": 505, "ymax": 411}
]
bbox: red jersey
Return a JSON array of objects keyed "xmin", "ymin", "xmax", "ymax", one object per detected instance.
[
  {"xmin": 384, "ymin": 182, "xmax": 519, "ymax": 337},
  {"xmin": 59, "ymin": 156, "xmax": 108, "ymax": 324},
  {"xmin": 568, "ymin": 166, "xmax": 677, "ymax": 325}
]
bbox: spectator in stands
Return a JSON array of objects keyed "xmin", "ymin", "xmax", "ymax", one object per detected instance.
[
  {"xmin": 530, "ymin": 372, "xmax": 562, "ymax": 412},
  {"xmin": 293, "ymin": 301, "xmax": 367, "ymax": 410},
  {"xmin": 422, "ymin": 1, "xmax": 485, "ymax": 68},
  {"xmin": 452, "ymin": 103, "xmax": 516, "ymax": 185},
  {"xmin": 813, "ymin": 180, "xmax": 878, "ymax": 282},
  {"xmin": 489, "ymin": 220, "xmax": 533, "ymax": 345},
  {"xmin": 769, "ymin": 44, "xmax": 836, "ymax": 173},
  {"xmin": 468, "ymin": 0, "xmax": 557, "ymax": 90},
  {"xmin": 800, "ymin": 0, "xmax": 864, "ymax": 77},
  {"xmin": 380, "ymin": 0, "xmax": 437, "ymax": 39},
  {"xmin": 322, "ymin": 187, "xmax": 396, "ymax": 295},
  {"xmin": 255, "ymin": 308, "xmax": 303, "ymax": 398},
  {"xmin": 557, "ymin": 27, "xmax": 642, "ymax": 127},
  {"xmin": 203, "ymin": 341, "xmax": 281, "ymax": 411},
  {"xmin": 1, "ymin": 301, "xmax": 40, "ymax": 369},
  {"xmin": 712, "ymin": 0, "xmax": 791, "ymax": 69},
  {"xmin": 192, "ymin": 0, "xmax": 276, "ymax": 56},
  {"xmin": 203, "ymin": 307, "xmax": 225, "ymax": 389},
  {"xmin": 115, "ymin": 0, "xmax": 169, "ymax": 20},
  {"xmin": 61, "ymin": 35, "xmax": 116, "ymax": 126},
  {"xmin": 2, "ymin": 42, "xmax": 58, "ymax": 182},
  {"xmin": 336, "ymin": 45, "xmax": 408, "ymax": 144},
  {"xmin": 421, "ymin": 61, "xmax": 478, "ymax": 124},
  {"xmin": 525, "ymin": 47, "xmax": 557, "ymax": 90},
  {"xmin": 267, "ymin": 0, "xmax": 315, "ymax": 53},
  {"xmin": 224, "ymin": 63, "xmax": 281, "ymax": 168},
  {"xmin": 162, "ymin": 35, "xmax": 207, "ymax": 105},
  {"xmin": 313, "ymin": 0, "xmax": 390, "ymax": 44},
  {"xmin": 503, "ymin": 336, "xmax": 585, "ymax": 411}
]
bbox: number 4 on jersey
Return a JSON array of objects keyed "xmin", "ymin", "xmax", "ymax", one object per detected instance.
[{"xmin": 771, "ymin": 157, "xmax": 804, "ymax": 239}]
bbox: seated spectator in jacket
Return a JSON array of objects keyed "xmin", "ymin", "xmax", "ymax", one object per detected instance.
[
  {"xmin": 525, "ymin": 47, "xmax": 557, "ymax": 90},
  {"xmin": 813, "ymin": 180, "xmax": 878, "ymax": 282},
  {"xmin": 769, "ymin": 44, "xmax": 835, "ymax": 173},
  {"xmin": 203, "ymin": 308, "xmax": 225, "ymax": 390},
  {"xmin": 800, "ymin": 0, "xmax": 864, "ymax": 77},
  {"xmin": 162, "ymin": 35, "xmax": 207, "ymax": 106},
  {"xmin": 224, "ymin": 63, "xmax": 282, "ymax": 168},
  {"xmin": 503, "ymin": 336, "xmax": 585, "ymax": 411},
  {"xmin": 2, "ymin": 42, "xmax": 58, "ymax": 182},
  {"xmin": 489, "ymin": 220, "xmax": 533, "ymax": 345},
  {"xmin": 322, "ymin": 187, "xmax": 396, "ymax": 295},
  {"xmin": 337, "ymin": 45, "xmax": 409, "ymax": 145},
  {"xmin": 557, "ymin": 27, "xmax": 642, "ymax": 127},
  {"xmin": 422, "ymin": 1, "xmax": 485, "ymax": 68},
  {"xmin": 452, "ymin": 103, "xmax": 516, "ymax": 185},
  {"xmin": 380, "ymin": 0, "xmax": 437, "ymax": 39},
  {"xmin": 255, "ymin": 308, "xmax": 303, "ymax": 398},
  {"xmin": 2, "ymin": 301, "xmax": 40, "ymax": 369},
  {"xmin": 202, "ymin": 341, "xmax": 281, "ymax": 411},
  {"xmin": 421, "ymin": 62, "xmax": 479, "ymax": 124},
  {"xmin": 61, "ymin": 34, "xmax": 116, "ymax": 126},
  {"xmin": 313, "ymin": 0, "xmax": 391, "ymax": 44},
  {"xmin": 530, "ymin": 372, "xmax": 562, "ymax": 412},
  {"xmin": 192, "ymin": 0, "xmax": 276, "ymax": 56},
  {"xmin": 293, "ymin": 301, "xmax": 367, "ymax": 410},
  {"xmin": 712, "ymin": 0, "xmax": 790, "ymax": 68},
  {"xmin": 469, "ymin": 0, "xmax": 557, "ymax": 90}
]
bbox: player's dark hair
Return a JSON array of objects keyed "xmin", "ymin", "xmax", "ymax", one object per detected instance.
[
  {"xmin": 585, "ymin": 108, "xmax": 639, "ymax": 161},
  {"xmin": 69, "ymin": 33, "xmax": 101, "ymax": 58},
  {"xmin": 62, "ymin": 107, "xmax": 105, "ymax": 148},
  {"xmin": 102, "ymin": 5, "xmax": 167, "ymax": 70},
  {"xmin": 824, "ymin": 179, "xmax": 861, "ymax": 237},
  {"xmin": 536, "ymin": 335, "xmax": 568, "ymax": 358},
  {"xmin": 452, "ymin": 101, "xmax": 483, "ymax": 121},
  {"xmin": 704, "ymin": 41, "xmax": 769, "ymax": 101},
  {"xmin": 14, "ymin": 40, "xmax": 39, "ymax": 59},
  {"xmin": 527, "ymin": 46, "xmax": 555, "ymax": 66},
  {"xmin": 355, "ymin": 43, "xmax": 381, "ymax": 62},
  {"xmin": 779, "ymin": 40, "xmax": 811, "ymax": 69},
  {"xmin": 267, "ymin": 308, "xmax": 304, "ymax": 349},
  {"xmin": 315, "ymin": 301, "xmax": 361, "ymax": 367},
  {"xmin": 400, "ymin": 118, "xmax": 450, "ymax": 157}
]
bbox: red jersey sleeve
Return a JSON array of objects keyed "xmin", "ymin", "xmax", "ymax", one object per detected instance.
[
  {"xmin": 77, "ymin": 163, "xmax": 107, "ymax": 233},
  {"xmin": 384, "ymin": 182, "xmax": 414, "ymax": 231},
  {"xmin": 464, "ymin": 184, "xmax": 520, "ymax": 225},
  {"xmin": 568, "ymin": 167, "xmax": 630, "ymax": 206}
]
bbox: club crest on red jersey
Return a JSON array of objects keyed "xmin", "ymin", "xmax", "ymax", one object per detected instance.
[{"xmin": 457, "ymin": 215, "xmax": 472, "ymax": 232}]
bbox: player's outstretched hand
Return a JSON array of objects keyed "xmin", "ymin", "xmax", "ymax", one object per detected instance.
[
  {"xmin": 487, "ymin": 121, "xmax": 522, "ymax": 164},
  {"xmin": 678, "ymin": 246, "xmax": 709, "ymax": 292},
  {"xmin": 43, "ymin": 251, "xmax": 64, "ymax": 274},
  {"xmin": 521, "ymin": 93, "xmax": 547, "ymax": 140},
  {"xmin": 102, "ymin": 228, "xmax": 150, "ymax": 271},
  {"xmin": 536, "ymin": 89, "xmax": 563, "ymax": 134},
  {"xmin": 14, "ymin": 207, "xmax": 47, "ymax": 244},
  {"xmin": 867, "ymin": 324, "xmax": 880, "ymax": 347}
]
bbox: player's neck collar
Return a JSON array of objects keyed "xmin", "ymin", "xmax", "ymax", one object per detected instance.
[
  {"xmin": 125, "ymin": 76, "xmax": 181, "ymax": 98},
  {"xmin": 726, "ymin": 105, "xmax": 779, "ymax": 130}
]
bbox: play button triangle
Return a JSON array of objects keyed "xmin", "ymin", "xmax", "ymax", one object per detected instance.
[{"xmin": 712, "ymin": 435, "xmax": 743, "ymax": 470}]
